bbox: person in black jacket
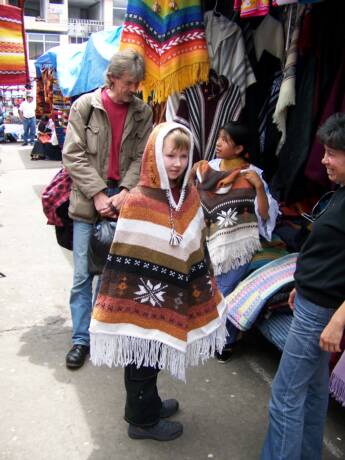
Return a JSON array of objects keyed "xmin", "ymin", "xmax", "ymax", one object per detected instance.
[{"xmin": 261, "ymin": 113, "xmax": 345, "ymax": 460}]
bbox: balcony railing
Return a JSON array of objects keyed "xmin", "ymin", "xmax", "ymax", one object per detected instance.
[
  {"xmin": 68, "ymin": 19, "xmax": 104, "ymax": 37},
  {"xmin": 24, "ymin": 16, "xmax": 104, "ymax": 37}
]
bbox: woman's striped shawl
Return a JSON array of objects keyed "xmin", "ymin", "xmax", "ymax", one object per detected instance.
[
  {"xmin": 0, "ymin": 5, "xmax": 28, "ymax": 85},
  {"xmin": 90, "ymin": 123, "xmax": 226, "ymax": 381},
  {"xmin": 119, "ymin": 0, "xmax": 210, "ymax": 102}
]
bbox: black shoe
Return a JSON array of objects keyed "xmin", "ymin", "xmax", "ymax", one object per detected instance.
[
  {"xmin": 128, "ymin": 419, "xmax": 183, "ymax": 441},
  {"xmin": 22, "ymin": 142, "xmax": 28, "ymax": 146},
  {"xmin": 66, "ymin": 344, "xmax": 90, "ymax": 369},
  {"xmin": 160, "ymin": 399, "xmax": 179, "ymax": 418},
  {"xmin": 215, "ymin": 347, "xmax": 234, "ymax": 363}
]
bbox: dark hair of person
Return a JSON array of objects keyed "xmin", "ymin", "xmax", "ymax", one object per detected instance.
[
  {"xmin": 220, "ymin": 121, "xmax": 250, "ymax": 156},
  {"xmin": 41, "ymin": 114, "xmax": 49, "ymax": 122},
  {"xmin": 317, "ymin": 112, "xmax": 345, "ymax": 151}
]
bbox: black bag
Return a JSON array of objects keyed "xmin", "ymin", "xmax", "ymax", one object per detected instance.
[{"xmin": 88, "ymin": 219, "xmax": 117, "ymax": 275}]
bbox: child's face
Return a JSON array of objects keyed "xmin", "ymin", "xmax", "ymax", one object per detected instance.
[
  {"xmin": 162, "ymin": 136, "xmax": 189, "ymax": 184},
  {"xmin": 216, "ymin": 129, "xmax": 243, "ymax": 160}
]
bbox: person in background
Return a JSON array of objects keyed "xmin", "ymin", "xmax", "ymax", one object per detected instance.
[
  {"xmin": 62, "ymin": 49, "xmax": 153, "ymax": 370},
  {"xmin": 193, "ymin": 121, "xmax": 279, "ymax": 362},
  {"xmin": 261, "ymin": 112, "xmax": 345, "ymax": 460},
  {"xmin": 90, "ymin": 122, "xmax": 226, "ymax": 441},
  {"xmin": 18, "ymin": 94, "xmax": 36, "ymax": 146},
  {"xmin": 31, "ymin": 114, "xmax": 54, "ymax": 160}
]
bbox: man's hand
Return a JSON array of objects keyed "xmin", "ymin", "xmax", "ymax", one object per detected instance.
[
  {"xmin": 288, "ymin": 288, "xmax": 296, "ymax": 311},
  {"xmin": 109, "ymin": 189, "xmax": 129, "ymax": 214},
  {"xmin": 93, "ymin": 191, "xmax": 113, "ymax": 218}
]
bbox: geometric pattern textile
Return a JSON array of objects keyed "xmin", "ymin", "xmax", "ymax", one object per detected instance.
[
  {"xmin": 119, "ymin": 0, "xmax": 210, "ymax": 102},
  {"xmin": 0, "ymin": 5, "xmax": 28, "ymax": 85}
]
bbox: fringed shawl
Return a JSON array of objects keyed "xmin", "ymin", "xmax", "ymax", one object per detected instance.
[
  {"xmin": 330, "ymin": 351, "xmax": 345, "ymax": 408},
  {"xmin": 90, "ymin": 123, "xmax": 226, "ymax": 381},
  {"xmin": 119, "ymin": 0, "xmax": 210, "ymax": 103},
  {"xmin": 195, "ymin": 160, "xmax": 261, "ymax": 275}
]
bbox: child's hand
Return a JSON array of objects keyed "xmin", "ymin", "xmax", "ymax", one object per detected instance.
[{"xmin": 242, "ymin": 170, "xmax": 264, "ymax": 190}]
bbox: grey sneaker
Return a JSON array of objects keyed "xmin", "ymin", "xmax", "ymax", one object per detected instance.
[
  {"xmin": 128, "ymin": 419, "xmax": 183, "ymax": 441},
  {"xmin": 160, "ymin": 399, "xmax": 179, "ymax": 418}
]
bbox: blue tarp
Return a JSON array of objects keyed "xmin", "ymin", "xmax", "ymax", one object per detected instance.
[{"xmin": 35, "ymin": 26, "xmax": 122, "ymax": 97}]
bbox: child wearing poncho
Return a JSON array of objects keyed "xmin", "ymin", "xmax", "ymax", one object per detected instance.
[
  {"xmin": 90, "ymin": 122, "xmax": 226, "ymax": 441},
  {"xmin": 193, "ymin": 121, "xmax": 279, "ymax": 361}
]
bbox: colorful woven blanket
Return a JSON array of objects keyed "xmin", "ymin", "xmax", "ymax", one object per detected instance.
[
  {"xmin": 90, "ymin": 122, "xmax": 226, "ymax": 381},
  {"xmin": 226, "ymin": 253, "xmax": 298, "ymax": 331},
  {"xmin": 119, "ymin": 0, "xmax": 209, "ymax": 102},
  {"xmin": 0, "ymin": 5, "xmax": 27, "ymax": 85}
]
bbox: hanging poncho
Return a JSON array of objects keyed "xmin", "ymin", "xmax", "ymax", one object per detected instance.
[
  {"xmin": 0, "ymin": 5, "xmax": 28, "ymax": 86},
  {"xmin": 119, "ymin": 0, "xmax": 210, "ymax": 102},
  {"xmin": 90, "ymin": 122, "xmax": 226, "ymax": 381},
  {"xmin": 194, "ymin": 160, "xmax": 262, "ymax": 276}
]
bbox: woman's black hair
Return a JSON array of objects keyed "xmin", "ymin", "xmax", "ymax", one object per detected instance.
[
  {"xmin": 317, "ymin": 113, "xmax": 345, "ymax": 151},
  {"xmin": 220, "ymin": 121, "xmax": 249, "ymax": 152}
]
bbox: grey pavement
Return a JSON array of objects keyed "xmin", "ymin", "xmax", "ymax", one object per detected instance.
[{"xmin": 0, "ymin": 143, "xmax": 344, "ymax": 460}]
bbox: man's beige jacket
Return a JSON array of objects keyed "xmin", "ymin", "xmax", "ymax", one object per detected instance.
[{"xmin": 63, "ymin": 87, "xmax": 152, "ymax": 223}]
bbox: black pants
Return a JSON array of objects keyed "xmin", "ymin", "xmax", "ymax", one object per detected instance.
[{"xmin": 124, "ymin": 364, "xmax": 162, "ymax": 427}]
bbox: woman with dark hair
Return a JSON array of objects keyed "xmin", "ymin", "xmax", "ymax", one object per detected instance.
[
  {"xmin": 261, "ymin": 113, "xmax": 345, "ymax": 460},
  {"xmin": 193, "ymin": 120, "xmax": 279, "ymax": 361},
  {"xmin": 30, "ymin": 114, "xmax": 53, "ymax": 160}
]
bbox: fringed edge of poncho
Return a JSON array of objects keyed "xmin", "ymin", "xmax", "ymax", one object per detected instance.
[
  {"xmin": 90, "ymin": 319, "xmax": 226, "ymax": 382},
  {"xmin": 208, "ymin": 235, "xmax": 262, "ymax": 276},
  {"xmin": 141, "ymin": 62, "xmax": 210, "ymax": 103}
]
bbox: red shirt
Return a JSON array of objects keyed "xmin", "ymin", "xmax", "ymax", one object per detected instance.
[{"xmin": 101, "ymin": 89, "xmax": 129, "ymax": 181}]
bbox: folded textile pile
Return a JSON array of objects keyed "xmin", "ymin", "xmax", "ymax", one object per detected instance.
[{"xmin": 226, "ymin": 253, "xmax": 297, "ymax": 331}]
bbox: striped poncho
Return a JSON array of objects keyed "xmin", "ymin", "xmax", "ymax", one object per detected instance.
[
  {"xmin": 90, "ymin": 122, "xmax": 226, "ymax": 381},
  {"xmin": 119, "ymin": 0, "xmax": 210, "ymax": 102}
]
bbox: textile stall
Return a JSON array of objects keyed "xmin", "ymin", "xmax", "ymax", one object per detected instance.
[
  {"xmin": 34, "ymin": 26, "xmax": 122, "ymax": 147},
  {"xmin": 74, "ymin": 2, "xmax": 343, "ymax": 367}
]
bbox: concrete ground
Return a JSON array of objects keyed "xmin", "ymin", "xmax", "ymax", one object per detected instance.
[{"xmin": 0, "ymin": 143, "xmax": 344, "ymax": 460}]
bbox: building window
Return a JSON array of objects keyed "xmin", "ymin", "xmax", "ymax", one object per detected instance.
[
  {"xmin": 69, "ymin": 36, "xmax": 89, "ymax": 44},
  {"xmin": 113, "ymin": 0, "xmax": 127, "ymax": 25},
  {"xmin": 27, "ymin": 33, "xmax": 60, "ymax": 60}
]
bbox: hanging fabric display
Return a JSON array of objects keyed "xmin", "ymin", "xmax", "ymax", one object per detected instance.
[
  {"xmin": 0, "ymin": 4, "xmax": 28, "ymax": 86},
  {"xmin": 234, "ymin": 0, "xmax": 270, "ymax": 18},
  {"xmin": 204, "ymin": 11, "xmax": 256, "ymax": 106},
  {"xmin": 174, "ymin": 79, "xmax": 242, "ymax": 162},
  {"xmin": 119, "ymin": 0, "xmax": 210, "ymax": 102},
  {"xmin": 272, "ymin": 4, "xmax": 305, "ymax": 153}
]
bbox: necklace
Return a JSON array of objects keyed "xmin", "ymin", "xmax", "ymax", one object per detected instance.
[{"xmin": 166, "ymin": 188, "xmax": 186, "ymax": 246}]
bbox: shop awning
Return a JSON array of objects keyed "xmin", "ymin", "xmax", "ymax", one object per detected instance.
[{"xmin": 35, "ymin": 26, "xmax": 122, "ymax": 97}]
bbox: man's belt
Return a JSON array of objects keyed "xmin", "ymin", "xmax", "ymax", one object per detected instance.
[{"xmin": 106, "ymin": 179, "xmax": 119, "ymax": 188}]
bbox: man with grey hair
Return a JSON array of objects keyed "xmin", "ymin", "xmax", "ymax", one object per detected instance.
[{"xmin": 63, "ymin": 49, "xmax": 152, "ymax": 369}]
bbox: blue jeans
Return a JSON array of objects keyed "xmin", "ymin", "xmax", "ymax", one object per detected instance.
[
  {"xmin": 261, "ymin": 292, "xmax": 335, "ymax": 460},
  {"xmin": 23, "ymin": 117, "xmax": 36, "ymax": 143},
  {"xmin": 70, "ymin": 220, "xmax": 94, "ymax": 346},
  {"xmin": 70, "ymin": 187, "xmax": 119, "ymax": 345}
]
